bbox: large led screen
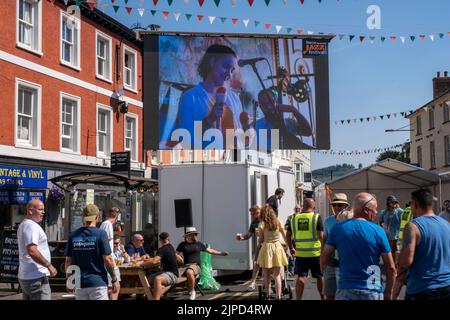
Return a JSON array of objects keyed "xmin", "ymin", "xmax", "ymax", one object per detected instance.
[{"xmin": 143, "ymin": 33, "xmax": 331, "ymax": 151}]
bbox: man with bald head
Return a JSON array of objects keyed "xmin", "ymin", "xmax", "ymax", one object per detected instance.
[
  {"xmin": 321, "ymin": 193, "xmax": 397, "ymax": 300},
  {"xmin": 17, "ymin": 199, "xmax": 57, "ymax": 300},
  {"xmin": 286, "ymin": 198, "xmax": 324, "ymax": 300}
]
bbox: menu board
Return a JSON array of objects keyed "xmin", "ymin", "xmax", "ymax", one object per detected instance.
[
  {"xmin": 70, "ymin": 193, "xmax": 86, "ymax": 232},
  {"xmin": 0, "ymin": 229, "xmax": 19, "ymax": 283}
]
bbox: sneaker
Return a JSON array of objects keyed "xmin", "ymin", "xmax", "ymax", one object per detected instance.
[
  {"xmin": 189, "ymin": 291, "xmax": 196, "ymax": 300},
  {"xmin": 247, "ymin": 282, "xmax": 256, "ymax": 291}
]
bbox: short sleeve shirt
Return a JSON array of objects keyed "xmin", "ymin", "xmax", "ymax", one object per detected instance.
[
  {"xmin": 99, "ymin": 220, "xmax": 115, "ymax": 259},
  {"xmin": 156, "ymin": 244, "xmax": 179, "ymax": 276},
  {"xmin": 266, "ymin": 195, "xmax": 279, "ymax": 216},
  {"xmin": 176, "ymin": 241, "xmax": 207, "ymax": 265},
  {"xmin": 379, "ymin": 208, "xmax": 403, "ymax": 240}
]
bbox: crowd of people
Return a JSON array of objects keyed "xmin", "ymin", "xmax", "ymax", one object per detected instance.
[{"xmin": 15, "ymin": 186, "xmax": 450, "ymax": 301}]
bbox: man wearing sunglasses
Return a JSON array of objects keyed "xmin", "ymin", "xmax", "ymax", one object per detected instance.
[
  {"xmin": 125, "ymin": 233, "xmax": 150, "ymax": 260},
  {"xmin": 321, "ymin": 193, "xmax": 396, "ymax": 300},
  {"xmin": 322, "ymin": 193, "xmax": 349, "ymax": 300}
]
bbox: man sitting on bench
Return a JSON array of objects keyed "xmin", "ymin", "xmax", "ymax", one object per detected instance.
[
  {"xmin": 176, "ymin": 227, "xmax": 229, "ymax": 300},
  {"xmin": 142, "ymin": 232, "xmax": 182, "ymax": 300}
]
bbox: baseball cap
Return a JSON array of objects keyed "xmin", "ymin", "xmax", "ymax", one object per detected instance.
[{"xmin": 83, "ymin": 204, "xmax": 99, "ymax": 223}]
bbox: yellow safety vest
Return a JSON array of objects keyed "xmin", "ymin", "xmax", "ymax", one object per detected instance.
[
  {"xmin": 290, "ymin": 212, "xmax": 321, "ymax": 258},
  {"xmin": 398, "ymin": 207, "xmax": 412, "ymax": 242}
]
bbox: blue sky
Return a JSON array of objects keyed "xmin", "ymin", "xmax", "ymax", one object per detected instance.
[{"xmin": 99, "ymin": 0, "xmax": 450, "ymax": 170}]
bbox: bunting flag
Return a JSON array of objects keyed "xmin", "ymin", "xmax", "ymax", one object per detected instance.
[
  {"xmin": 208, "ymin": 16, "xmax": 216, "ymax": 24},
  {"xmin": 312, "ymin": 144, "xmax": 404, "ymax": 156},
  {"xmin": 333, "ymin": 109, "xmax": 419, "ymax": 126},
  {"xmin": 91, "ymin": 1, "xmax": 450, "ymax": 43}
]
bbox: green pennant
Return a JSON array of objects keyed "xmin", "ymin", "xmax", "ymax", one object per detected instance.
[
  {"xmin": 410, "ymin": 36, "xmax": 416, "ymax": 42},
  {"xmin": 381, "ymin": 36, "xmax": 386, "ymax": 42},
  {"xmin": 151, "ymin": 10, "xmax": 157, "ymax": 16},
  {"xmin": 220, "ymin": 17, "xmax": 226, "ymax": 23},
  {"xmin": 439, "ymin": 33, "xmax": 444, "ymax": 39},
  {"xmin": 186, "ymin": 14, "xmax": 192, "ymax": 21},
  {"xmin": 112, "ymin": 5, "xmax": 120, "ymax": 13},
  {"xmin": 349, "ymin": 35, "xmax": 355, "ymax": 42},
  {"xmin": 168, "ymin": 0, "xmax": 174, "ymax": 5},
  {"xmin": 124, "ymin": 0, "xmax": 129, "ymax": 4},
  {"xmin": 254, "ymin": 21, "xmax": 260, "ymax": 27},
  {"xmin": 286, "ymin": 27, "xmax": 292, "ymax": 34},
  {"xmin": 214, "ymin": 0, "xmax": 221, "ymax": 7},
  {"xmin": 264, "ymin": 0, "xmax": 271, "ymax": 5}
]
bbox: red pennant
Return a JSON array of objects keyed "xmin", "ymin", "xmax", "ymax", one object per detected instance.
[
  {"xmin": 125, "ymin": 7, "xmax": 132, "ymax": 14},
  {"xmin": 248, "ymin": 0, "xmax": 254, "ymax": 6},
  {"xmin": 300, "ymin": 0, "xmax": 305, "ymax": 4},
  {"xmin": 197, "ymin": 15, "xmax": 204, "ymax": 22},
  {"xmin": 265, "ymin": 23, "xmax": 271, "ymax": 30},
  {"xmin": 162, "ymin": 11, "xmax": 169, "ymax": 18},
  {"xmin": 153, "ymin": 0, "xmax": 158, "ymax": 5},
  {"xmin": 111, "ymin": 0, "xmax": 115, "ymax": 3},
  {"xmin": 419, "ymin": 35, "xmax": 425, "ymax": 41},
  {"xmin": 439, "ymin": 103, "xmax": 444, "ymax": 108},
  {"xmin": 297, "ymin": 29, "xmax": 303, "ymax": 34},
  {"xmin": 390, "ymin": 36, "xmax": 397, "ymax": 42},
  {"xmin": 198, "ymin": 0, "xmax": 205, "ymax": 6},
  {"xmin": 232, "ymin": 18, "xmax": 238, "ymax": 25}
]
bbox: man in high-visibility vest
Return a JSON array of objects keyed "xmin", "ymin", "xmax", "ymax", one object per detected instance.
[
  {"xmin": 397, "ymin": 206, "xmax": 413, "ymax": 251},
  {"xmin": 286, "ymin": 198, "xmax": 325, "ymax": 300}
]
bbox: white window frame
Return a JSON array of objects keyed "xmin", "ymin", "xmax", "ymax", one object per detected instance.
[
  {"xmin": 96, "ymin": 104, "xmax": 113, "ymax": 158},
  {"xmin": 60, "ymin": 10, "xmax": 81, "ymax": 71},
  {"xmin": 95, "ymin": 30, "xmax": 112, "ymax": 83},
  {"xmin": 124, "ymin": 113, "xmax": 138, "ymax": 162},
  {"xmin": 123, "ymin": 45, "xmax": 137, "ymax": 93},
  {"xmin": 16, "ymin": 0, "xmax": 42, "ymax": 55},
  {"xmin": 60, "ymin": 92, "xmax": 81, "ymax": 154},
  {"xmin": 14, "ymin": 78, "xmax": 41, "ymax": 149}
]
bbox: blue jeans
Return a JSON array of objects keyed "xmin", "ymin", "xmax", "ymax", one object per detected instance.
[{"xmin": 336, "ymin": 288, "xmax": 384, "ymax": 300}]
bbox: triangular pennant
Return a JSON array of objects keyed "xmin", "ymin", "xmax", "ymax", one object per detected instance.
[
  {"xmin": 243, "ymin": 19, "xmax": 250, "ymax": 28},
  {"xmin": 264, "ymin": 0, "xmax": 271, "ymax": 5},
  {"xmin": 360, "ymin": 118, "xmax": 364, "ymax": 123},
  {"xmin": 265, "ymin": 23, "xmax": 271, "ymax": 30},
  {"xmin": 248, "ymin": 0, "xmax": 254, "ymax": 6},
  {"xmin": 220, "ymin": 17, "xmax": 227, "ymax": 23},
  {"xmin": 439, "ymin": 33, "xmax": 444, "ymax": 39},
  {"xmin": 275, "ymin": 25, "xmax": 282, "ymax": 34},
  {"xmin": 419, "ymin": 35, "xmax": 425, "ymax": 41},
  {"xmin": 208, "ymin": 16, "xmax": 216, "ymax": 24},
  {"xmin": 231, "ymin": 0, "xmax": 237, "ymax": 6},
  {"xmin": 387, "ymin": 114, "xmax": 391, "ymax": 119},
  {"xmin": 401, "ymin": 112, "xmax": 405, "ymax": 117},
  {"xmin": 380, "ymin": 115, "xmax": 384, "ymax": 120},
  {"xmin": 369, "ymin": 36, "xmax": 376, "ymax": 43},
  {"xmin": 162, "ymin": 11, "xmax": 169, "ymax": 19},
  {"xmin": 338, "ymin": 34, "xmax": 345, "ymax": 40},
  {"xmin": 113, "ymin": 5, "xmax": 120, "ymax": 12},
  {"xmin": 429, "ymin": 34, "xmax": 435, "ymax": 41},
  {"xmin": 63, "ymin": 0, "xmax": 69, "ymax": 5},
  {"xmin": 125, "ymin": 7, "xmax": 132, "ymax": 15},
  {"xmin": 153, "ymin": 0, "xmax": 158, "ymax": 5},
  {"xmin": 393, "ymin": 113, "xmax": 397, "ymax": 117},
  {"xmin": 138, "ymin": 8, "xmax": 145, "ymax": 17},
  {"xmin": 347, "ymin": 120, "xmax": 351, "ymax": 124},
  {"xmin": 373, "ymin": 116, "xmax": 377, "ymax": 121},
  {"xmin": 410, "ymin": 36, "xmax": 415, "ymax": 42},
  {"xmin": 359, "ymin": 36, "xmax": 365, "ymax": 43},
  {"xmin": 390, "ymin": 36, "xmax": 397, "ymax": 43},
  {"xmin": 174, "ymin": 12, "xmax": 181, "ymax": 21},
  {"xmin": 341, "ymin": 120, "xmax": 345, "ymax": 125},
  {"xmin": 183, "ymin": 0, "xmax": 190, "ymax": 5},
  {"xmin": 197, "ymin": 15, "xmax": 204, "ymax": 22},
  {"xmin": 167, "ymin": 0, "xmax": 173, "ymax": 6},
  {"xmin": 283, "ymin": 0, "xmax": 288, "ymax": 3},
  {"xmin": 349, "ymin": 35, "xmax": 355, "ymax": 42},
  {"xmin": 366, "ymin": 117, "xmax": 370, "ymax": 122},
  {"xmin": 381, "ymin": 36, "xmax": 386, "ymax": 42},
  {"xmin": 307, "ymin": 31, "xmax": 314, "ymax": 35},
  {"xmin": 214, "ymin": 0, "xmax": 221, "ymax": 7},
  {"xmin": 300, "ymin": 0, "xmax": 305, "ymax": 4},
  {"xmin": 124, "ymin": 0, "xmax": 129, "ymax": 4},
  {"xmin": 151, "ymin": 10, "xmax": 157, "ymax": 16},
  {"xmin": 400, "ymin": 36, "xmax": 406, "ymax": 44},
  {"xmin": 297, "ymin": 29, "xmax": 303, "ymax": 34},
  {"xmin": 286, "ymin": 27, "xmax": 292, "ymax": 34},
  {"xmin": 185, "ymin": 13, "xmax": 192, "ymax": 20},
  {"xmin": 198, "ymin": 0, "xmax": 205, "ymax": 7}
]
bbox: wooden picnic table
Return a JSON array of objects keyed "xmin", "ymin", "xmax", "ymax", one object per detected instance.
[{"xmin": 118, "ymin": 262, "xmax": 155, "ymax": 300}]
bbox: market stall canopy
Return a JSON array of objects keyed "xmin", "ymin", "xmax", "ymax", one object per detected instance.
[{"xmin": 50, "ymin": 172, "xmax": 157, "ymax": 191}]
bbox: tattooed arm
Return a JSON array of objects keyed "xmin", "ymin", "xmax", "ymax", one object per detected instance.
[{"xmin": 393, "ymin": 222, "xmax": 420, "ymax": 299}]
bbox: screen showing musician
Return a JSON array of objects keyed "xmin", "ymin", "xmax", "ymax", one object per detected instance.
[{"xmin": 145, "ymin": 34, "xmax": 331, "ymax": 151}]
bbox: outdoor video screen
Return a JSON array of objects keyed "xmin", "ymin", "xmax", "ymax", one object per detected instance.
[{"xmin": 143, "ymin": 34, "xmax": 330, "ymax": 151}]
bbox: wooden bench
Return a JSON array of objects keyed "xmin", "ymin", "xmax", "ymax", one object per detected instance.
[{"xmin": 161, "ymin": 270, "xmax": 204, "ymax": 298}]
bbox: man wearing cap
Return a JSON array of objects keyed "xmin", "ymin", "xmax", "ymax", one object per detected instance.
[
  {"xmin": 64, "ymin": 204, "xmax": 119, "ymax": 300},
  {"xmin": 322, "ymin": 193, "xmax": 349, "ymax": 300},
  {"xmin": 378, "ymin": 196, "xmax": 403, "ymax": 261},
  {"xmin": 176, "ymin": 227, "xmax": 229, "ymax": 300}
]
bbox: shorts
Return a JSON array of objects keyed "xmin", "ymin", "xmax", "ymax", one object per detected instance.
[
  {"xmin": 19, "ymin": 277, "xmax": 51, "ymax": 300},
  {"xmin": 323, "ymin": 266, "xmax": 339, "ymax": 297},
  {"xmin": 336, "ymin": 288, "xmax": 383, "ymax": 300},
  {"xmin": 148, "ymin": 271, "xmax": 178, "ymax": 286},
  {"xmin": 75, "ymin": 287, "xmax": 109, "ymax": 300},
  {"xmin": 107, "ymin": 265, "xmax": 121, "ymax": 286},
  {"xmin": 295, "ymin": 257, "xmax": 323, "ymax": 278},
  {"xmin": 179, "ymin": 263, "xmax": 201, "ymax": 277}
]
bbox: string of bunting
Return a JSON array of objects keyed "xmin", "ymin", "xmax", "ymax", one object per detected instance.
[
  {"xmin": 313, "ymin": 143, "xmax": 404, "ymax": 156},
  {"xmin": 72, "ymin": 0, "xmax": 450, "ymax": 43},
  {"xmin": 334, "ymin": 101, "xmax": 449, "ymax": 125}
]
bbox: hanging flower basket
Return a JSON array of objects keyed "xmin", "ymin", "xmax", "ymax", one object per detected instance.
[{"xmin": 49, "ymin": 185, "xmax": 65, "ymax": 203}]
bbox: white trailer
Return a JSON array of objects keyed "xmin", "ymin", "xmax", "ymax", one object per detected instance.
[{"xmin": 159, "ymin": 162, "xmax": 296, "ymax": 275}]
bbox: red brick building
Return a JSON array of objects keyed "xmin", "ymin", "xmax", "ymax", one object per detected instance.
[{"xmin": 0, "ymin": 0, "xmax": 149, "ymax": 241}]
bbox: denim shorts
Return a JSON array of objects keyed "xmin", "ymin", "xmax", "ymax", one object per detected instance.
[
  {"xmin": 336, "ymin": 288, "xmax": 383, "ymax": 300},
  {"xmin": 19, "ymin": 276, "xmax": 51, "ymax": 300}
]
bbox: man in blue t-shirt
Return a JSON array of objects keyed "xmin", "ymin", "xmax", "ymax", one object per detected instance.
[
  {"xmin": 65, "ymin": 204, "xmax": 119, "ymax": 300},
  {"xmin": 321, "ymin": 192, "xmax": 397, "ymax": 300}
]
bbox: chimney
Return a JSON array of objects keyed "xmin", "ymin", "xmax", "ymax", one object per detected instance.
[{"xmin": 433, "ymin": 71, "xmax": 450, "ymax": 99}]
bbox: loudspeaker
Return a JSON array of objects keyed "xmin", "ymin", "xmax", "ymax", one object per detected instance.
[{"xmin": 174, "ymin": 199, "xmax": 193, "ymax": 228}]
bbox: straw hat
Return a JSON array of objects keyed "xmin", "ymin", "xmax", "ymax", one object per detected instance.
[{"xmin": 331, "ymin": 193, "xmax": 349, "ymax": 205}]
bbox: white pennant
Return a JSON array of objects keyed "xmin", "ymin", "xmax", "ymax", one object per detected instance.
[
  {"xmin": 243, "ymin": 19, "xmax": 250, "ymax": 28},
  {"xmin": 400, "ymin": 36, "xmax": 406, "ymax": 44},
  {"xmin": 63, "ymin": 0, "xmax": 69, "ymax": 5},
  {"xmin": 231, "ymin": 0, "xmax": 237, "ymax": 6},
  {"xmin": 283, "ymin": 0, "xmax": 288, "ymax": 4},
  {"xmin": 208, "ymin": 16, "xmax": 216, "ymax": 24},
  {"xmin": 429, "ymin": 34, "xmax": 435, "ymax": 41},
  {"xmin": 174, "ymin": 12, "xmax": 181, "ymax": 21},
  {"xmin": 307, "ymin": 31, "xmax": 314, "ymax": 35},
  {"xmin": 369, "ymin": 36, "xmax": 376, "ymax": 44},
  {"xmin": 138, "ymin": 8, "xmax": 145, "ymax": 17},
  {"xmin": 275, "ymin": 25, "xmax": 282, "ymax": 34},
  {"xmin": 339, "ymin": 34, "xmax": 345, "ymax": 40},
  {"xmin": 183, "ymin": 0, "xmax": 190, "ymax": 5}
]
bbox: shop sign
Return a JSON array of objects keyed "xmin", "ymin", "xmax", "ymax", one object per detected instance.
[
  {"xmin": 0, "ymin": 166, "xmax": 47, "ymax": 189},
  {"xmin": 28, "ymin": 191, "xmax": 45, "ymax": 203},
  {"xmin": 0, "ymin": 191, "xmax": 9, "ymax": 204},
  {"xmin": 9, "ymin": 191, "xmax": 28, "ymax": 204}
]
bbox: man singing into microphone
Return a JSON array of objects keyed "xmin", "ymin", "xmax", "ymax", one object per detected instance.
[{"xmin": 176, "ymin": 44, "xmax": 244, "ymax": 149}]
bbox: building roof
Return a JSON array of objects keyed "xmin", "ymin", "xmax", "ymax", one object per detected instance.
[
  {"xmin": 406, "ymin": 90, "xmax": 450, "ymax": 119},
  {"xmin": 57, "ymin": 0, "xmax": 141, "ymax": 47}
]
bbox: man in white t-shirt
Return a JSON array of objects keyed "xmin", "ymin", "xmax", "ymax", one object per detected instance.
[
  {"xmin": 99, "ymin": 206, "xmax": 121, "ymax": 300},
  {"xmin": 17, "ymin": 199, "xmax": 57, "ymax": 300}
]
